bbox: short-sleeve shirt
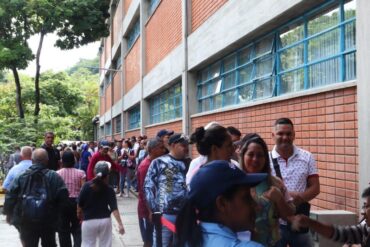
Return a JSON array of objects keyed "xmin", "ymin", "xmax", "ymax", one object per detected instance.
[
  {"xmin": 78, "ymin": 181, "xmax": 117, "ymax": 221},
  {"xmin": 57, "ymin": 168, "xmax": 86, "ymax": 198},
  {"xmin": 270, "ymin": 145, "xmax": 318, "ymax": 193}
]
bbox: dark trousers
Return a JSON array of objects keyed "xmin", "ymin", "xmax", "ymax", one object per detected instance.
[
  {"xmin": 20, "ymin": 225, "xmax": 56, "ymax": 247},
  {"xmin": 58, "ymin": 198, "xmax": 81, "ymax": 247}
]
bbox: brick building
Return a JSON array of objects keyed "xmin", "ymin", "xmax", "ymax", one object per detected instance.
[{"xmin": 97, "ymin": 0, "xmax": 370, "ymax": 214}]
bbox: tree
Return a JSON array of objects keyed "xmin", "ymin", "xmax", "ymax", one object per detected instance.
[
  {"xmin": 0, "ymin": 0, "xmax": 34, "ymax": 119},
  {"xmin": 0, "ymin": 0, "xmax": 110, "ymax": 121}
]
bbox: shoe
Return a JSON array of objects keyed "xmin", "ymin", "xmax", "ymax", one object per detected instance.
[
  {"xmin": 125, "ymin": 193, "xmax": 129, "ymax": 198},
  {"xmin": 119, "ymin": 193, "xmax": 123, "ymax": 197}
]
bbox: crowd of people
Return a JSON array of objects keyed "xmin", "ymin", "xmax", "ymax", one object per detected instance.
[{"xmin": 2, "ymin": 118, "xmax": 370, "ymax": 247}]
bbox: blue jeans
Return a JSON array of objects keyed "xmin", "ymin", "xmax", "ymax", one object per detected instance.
[
  {"xmin": 275, "ymin": 225, "xmax": 313, "ymax": 247},
  {"xmin": 153, "ymin": 214, "xmax": 176, "ymax": 247},
  {"xmin": 119, "ymin": 170, "xmax": 131, "ymax": 194}
]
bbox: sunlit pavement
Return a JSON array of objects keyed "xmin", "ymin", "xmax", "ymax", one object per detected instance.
[{"xmin": 0, "ymin": 191, "xmax": 143, "ymax": 247}]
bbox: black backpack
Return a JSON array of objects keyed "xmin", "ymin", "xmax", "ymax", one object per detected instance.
[{"xmin": 20, "ymin": 168, "xmax": 52, "ymax": 224}]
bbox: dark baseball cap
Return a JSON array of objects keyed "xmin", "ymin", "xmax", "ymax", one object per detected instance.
[
  {"xmin": 188, "ymin": 160, "xmax": 267, "ymax": 209},
  {"xmin": 157, "ymin": 129, "xmax": 174, "ymax": 138},
  {"xmin": 99, "ymin": 140, "xmax": 110, "ymax": 149},
  {"xmin": 168, "ymin": 133, "xmax": 189, "ymax": 145}
]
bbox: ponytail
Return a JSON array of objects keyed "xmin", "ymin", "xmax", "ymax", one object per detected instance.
[
  {"xmin": 90, "ymin": 173, "xmax": 108, "ymax": 192},
  {"xmin": 175, "ymin": 200, "xmax": 203, "ymax": 247}
]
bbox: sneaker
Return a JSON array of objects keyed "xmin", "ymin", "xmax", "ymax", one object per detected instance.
[
  {"xmin": 125, "ymin": 193, "xmax": 129, "ymax": 198},
  {"xmin": 119, "ymin": 193, "xmax": 123, "ymax": 197}
]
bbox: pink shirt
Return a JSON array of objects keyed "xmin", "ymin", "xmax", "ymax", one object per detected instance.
[{"xmin": 57, "ymin": 168, "xmax": 86, "ymax": 198}]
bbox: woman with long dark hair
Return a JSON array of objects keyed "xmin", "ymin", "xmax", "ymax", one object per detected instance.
[
  {"xmin": 78, "ymin": 161, "xmax": 125, "ymax": 246},
  {"xmin": 240, "ymin": 134, "xmax": 295, "ymax": 246},
  {"xmin": 186, "ymin": 125, "xmax": 237, "ymax": 186},
  {"xmin": 176, "ymin": 160, "xmax": 266, "ymax": 247}
]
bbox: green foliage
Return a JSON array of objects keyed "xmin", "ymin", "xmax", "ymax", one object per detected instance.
[{"xmin": 0, "ymin": 58, "xmax": 99, "ymax": 155}]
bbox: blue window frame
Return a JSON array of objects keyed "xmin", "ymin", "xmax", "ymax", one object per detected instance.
[
  {"xmin": 128, "ymin": 105, "xmax": 141, "ymax": 130},
  {"xmin": 127, "ymin": 19, "xmax": 140, "ymax": 50},
  {"xmin": 105, "ymin": 121, "xmax": 112, "ymax": 136},
  {"xmin": 197, "ymin": 0, "xmax": 356, "ymax": 112},
  {"xmin": 115, "ymin": 115, "xmax": 121, "ymax": 133},
  {"xmin": 150, "ymin": 82, "xmax": 182, "ymax": 124},
  {"xmin": 148, "ymin": 0, "xmax": 160, "ymax": 16}
]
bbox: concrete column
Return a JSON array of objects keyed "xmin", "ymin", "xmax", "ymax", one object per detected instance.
[
  {"xmin": 181, "ymin": 0, "xmax": 189, "ymax": 135},
  {"xmin": 140, "ymin": 0, "xmax": 149, "ymax": 135},
  {"xmin": 357, "ymin": 0, "xmax": 370, "ymax": 209}
]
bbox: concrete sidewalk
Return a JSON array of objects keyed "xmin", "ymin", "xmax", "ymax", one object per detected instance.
[{"xmin": 0, "ymin": 190, "xmax": 143, "ymax": 246}]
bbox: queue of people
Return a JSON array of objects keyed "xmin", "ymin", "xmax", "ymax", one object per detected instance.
[{"xmin": 2, "ymin": 118, "xmax": 369, "ymax": 247}]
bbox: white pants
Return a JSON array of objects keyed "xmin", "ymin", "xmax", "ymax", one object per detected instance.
[{"xmin": 82, "ymin": 218, "xmax": 112, "ymax": 247}]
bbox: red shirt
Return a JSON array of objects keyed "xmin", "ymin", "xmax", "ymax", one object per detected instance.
[
  {"xmin": 137, "ymin": 157, "xmax": 152, "ymax": 218},
  {"xmin": 87, "ymin": 151, "xmax": 118, "ymax": 180}
]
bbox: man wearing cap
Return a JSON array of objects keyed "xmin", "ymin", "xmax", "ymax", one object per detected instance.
[
  {"xmin": 86, "ymin": 140, "xmax": 119, "ymax": 181},
  {"xmin": 156, "ymin": 129, "xmax": 174, "ymax": 153},
  {"xmin": 144, "ymin": 133, "xmax": 189, "ymax": 247}
]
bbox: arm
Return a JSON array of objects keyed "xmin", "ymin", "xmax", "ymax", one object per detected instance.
[
  {"xmin": 112, "ymin": 209, "xmax": 125, "ymax": 235},
  {"xmin": 264, "ymin": 186, "xmax": 295, "ymax": 220},
  {"xmin": 87, "ymin": 154, "xmax": 97, "ymax": 180},
  {"xmin": 144, "ymin": 160, "xmax": 159, "ymax": 212},
  {"xmin": 291, "ymin": 215, "xmax": 334, "ymax": 239},
  {"xmin": 301, "ymin": 176, "xmax": 320, "ymax": 202}
]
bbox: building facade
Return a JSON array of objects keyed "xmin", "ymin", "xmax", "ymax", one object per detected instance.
[{"xmin": 98, "ymin": 0, "xmax": 370, "ymax": 214}]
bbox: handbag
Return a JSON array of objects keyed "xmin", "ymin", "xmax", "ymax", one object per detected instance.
[{"xmin": 270, "ymin": 154, "xmax": 310, "ymax": 234}]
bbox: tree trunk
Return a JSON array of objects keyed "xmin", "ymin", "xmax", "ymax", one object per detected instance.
[
  {"xmin": 34, "ymin": 31, "xmax": 45, "ymax": 121},
  {"xmin": 11, "ymin": 66, "xmax": 25, "ymax": 119}
]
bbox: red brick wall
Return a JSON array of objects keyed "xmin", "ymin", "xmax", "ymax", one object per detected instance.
[
  {"xmin": 125, "ymin": 37, "xmax": 141, "ymax": 93},
  {"xmin": 191, "ymin": 0, "xmax": 228, "ymax": 32},
  {"xmin": 124, "ymin": 129, "xmax": 141, "ymax": 139},
  {"xmin": 99, "ymin": 96, "xmax": 105, "ymax": 116},
  {"xmin": 145, "ymin": 0, "xmax": 182, "ymax": 74},
  {"xmin": 113, "ymin": 69, "xmax": 122, "ymax": 104},
  {"xmin": 113, "ymin": 0, "xmax": 123, "ymax": 46},
  {"xmin": 100, "ymin": 45, "xmax": 105, "ymax": 69},
  {"xmin": 113, "ymin": 133, "xmax": 122, "ymax": 141},
  {"xmin": 105, "ymin": 84, "xmax": 112, "ymax": 111},
  {"xmin": 124, "ymin": 0, "xmax": 132, "ymax": 14},
  {"xmin": 145, "ymin": 120, "xmax": 183, "ymax": 139},
  {"xmin": 191, "ymin": 86, "xmax": 358, "ymax": 214}
]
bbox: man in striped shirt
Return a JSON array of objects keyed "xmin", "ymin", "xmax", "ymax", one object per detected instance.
[{"xmin": 291, "ymin": 187, "xmax": 370, "ymax": 247}]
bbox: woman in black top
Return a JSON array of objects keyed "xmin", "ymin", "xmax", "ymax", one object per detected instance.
[{"xmin": 78, "ymin": 161, "xmax": 125, "ymax": 246}]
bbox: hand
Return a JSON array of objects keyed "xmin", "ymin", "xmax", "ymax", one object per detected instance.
[
  {"xmin": 263, "ymin": 186, "xmax": 283, "ymax": 203},
  {"xmin": 289, "ymin": 215, "xmax": 310, "ymax": 231},
  {"xmin": 289, "ymin": 191, "xmax": 305, "ymax": 206},
  {"xmin": 148, "ymin": 213, "xmax": 153, "ymax": 223},
  {"xmin": 273, "ymin": 177, "xmax": 285, "ymax": 192},
  {"xmin": 118, "ymin": 224, "xmax": 125, "ymax": 235}
]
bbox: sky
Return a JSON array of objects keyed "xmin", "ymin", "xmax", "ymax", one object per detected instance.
[{"xmin": 21, "ymin": 33, "xmax": 100, "ymax": 76}]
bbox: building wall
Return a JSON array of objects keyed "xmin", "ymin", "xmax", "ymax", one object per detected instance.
[
  {"xmin": 105, "ymin": 84, "xmax": 112, "ymax": 112},
  {"xmin": 125, "ymin": 129, "xmax": 141, "ymax": 139},
  {"xmin": 105, "ymin": 35, "xmax": 112, "ymax": 64},
  {"xmin": 113, "ymin": 70, "xmax": 122, "ymax": 104},
  {"xmin": 113, "ymin": 133, "xmax": 122, "ymax": 141},
  {"xmin": 125, "ymin": 37, "xmax": 141, "ymax": 93},
  {"xmin": 191, "ymin": 0, "xmax": 228, "ymax": 32},
  {"xmin": 99, "ymin": 96, "xmax": 105, "ymax": 116},
  {"xmin": 145, "ymin": 0, "xmax": 182, "ymax": 74},
  {"xmin": 124, "ymin": 0, "xmax": 132, "ymax": 14},
  {"xmin": 145, "ymin": 120, "xmax": 183, "ymax": 138},
  {"xmin": 113, "ymin": 0, "xmax": 123, "ymax": 46},
  {"xmin": 191, "ymin": 86, "xmax": 358, "ymax": 213}
]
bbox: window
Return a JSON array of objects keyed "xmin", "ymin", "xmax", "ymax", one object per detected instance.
[
  {"xmin": 148, "ymin": 0, "xmax": 160, "ymax": 16},
  {"xmin": 197, "ymin": 0, "xmax": 356, "ymax": 112},
  {"xmin": 127, "ymin": 19, "xmax": 140, "ymax": 50},
  {"xmin": 128, "ymin": 105, "xmax": 141, "ymax": 130},
  {"xmin": 99, "ymin": 126, "xmax": 104, "ymax": 138},
  {"xmin": 115, "ymin": 115, "xmax": 121, "ymax": 133},
  {"xmin": 150, "ymin": 82, "xmax": 182, "ymax": 124},
  {"xmin": 105, "ymin": 121, "xmax": 112, "ymax": 136}
]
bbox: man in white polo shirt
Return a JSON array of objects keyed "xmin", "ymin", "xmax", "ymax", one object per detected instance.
[{"xmin": 270, "ymin": 118, "xmax": 320, "ymax": 247}]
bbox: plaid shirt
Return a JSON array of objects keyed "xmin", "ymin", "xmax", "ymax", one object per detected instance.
[{"xmin": 57, "ymin": 168, "xmax": 86, "ymax": 198}]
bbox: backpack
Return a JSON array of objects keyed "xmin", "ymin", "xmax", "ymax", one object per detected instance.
[{"xmin": 20, "ymin": 168, "xmax": 52, "ymax": 224}]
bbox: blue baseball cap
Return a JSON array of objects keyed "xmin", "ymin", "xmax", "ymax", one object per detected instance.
[
  {"xmin": 157, "ymin": 129, "xmax": 174, "ymax": 138},
  {"xmin": 99, "ymin": 140, "xmax": 110, "ymax": 149},
  {"xmin": 188, "ymin": 160, "xmax": 267, "ymax": 209}
]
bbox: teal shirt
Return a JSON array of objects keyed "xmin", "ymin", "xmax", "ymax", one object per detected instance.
[{"xmin": 201, "ymin": 222, "xmax": 264, "ymax": 247}]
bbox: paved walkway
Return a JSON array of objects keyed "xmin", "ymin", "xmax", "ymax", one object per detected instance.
[{"xmin": 0, "ymin": 191, "xmax": 143, "ymax": 247}]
